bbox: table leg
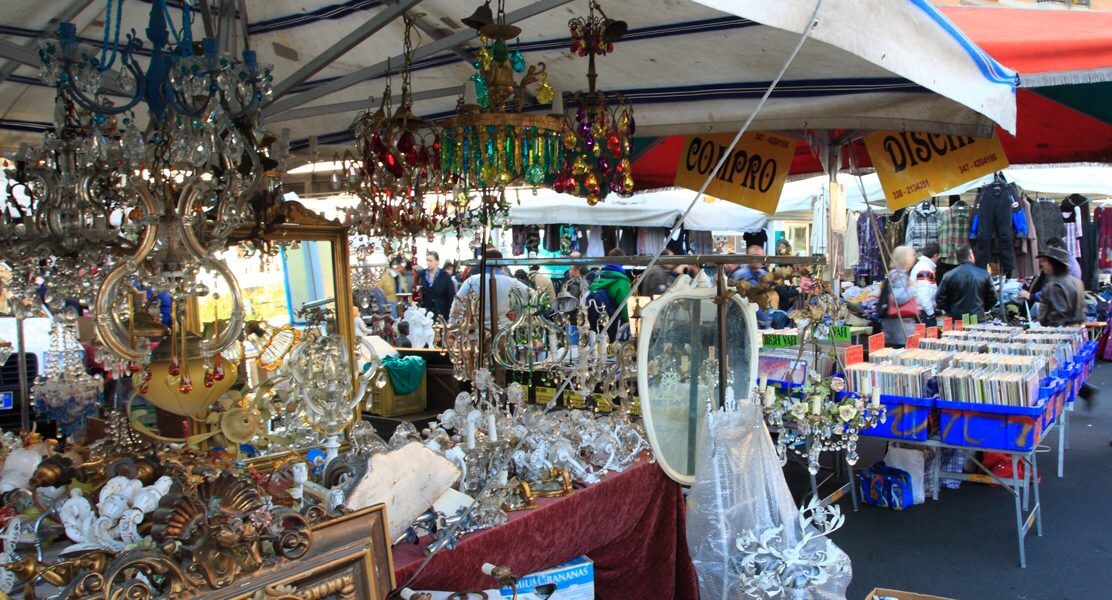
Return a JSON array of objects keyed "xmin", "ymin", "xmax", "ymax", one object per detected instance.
[
  {"xmin": 1030, "ymin": 453, "xmax": 1043, "ymax": 538},
  {"xmin": 848, "ymin": 466, "xmax": 859, "ymax": 512},
  {"xmin": 1012, "ymin": 454, "xmax": 1027, "ymax": 569},
  {"xmin": 1064, "ymin": 402, "xmax": 1071, "ymax": 450},
  {"xmin": 1057, "ymin": 408, "xmax": 1065, "ymax": 478}
]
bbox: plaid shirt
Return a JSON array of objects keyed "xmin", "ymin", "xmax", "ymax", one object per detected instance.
[
  {"xmin": 904, "ymin": 205, "xmax": 940, "ymax": 251},
  {"xmin": 938, "ymin": 204, "xmax": 971, "ymax": 264}
]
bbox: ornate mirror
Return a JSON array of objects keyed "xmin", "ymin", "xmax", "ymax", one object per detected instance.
[{"xmin": 636, "ymin": 273, "xmax": 759, "ymax": 485}]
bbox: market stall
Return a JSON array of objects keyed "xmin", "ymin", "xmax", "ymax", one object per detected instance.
[{"xmin": 7, "ymin": 0, "xmax": 1107, "ymax": 599}]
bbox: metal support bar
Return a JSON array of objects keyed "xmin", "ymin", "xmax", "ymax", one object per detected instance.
[
  {"xmin": 0, "ymin": 0, "xmax": 94, "ymax": 87},
  {"xmin": 263, "ymin": 0, "xmax": 574, "ymax": 118},
  {"xmin": 236, "ymin": 0, "xmax": 252, "ymax": 52},
  {"xmin": 16, "ymin": 318, "xmax": 29, "ymax": 433},
  {"xmin": 266, "ymin": 86, "xmax": 461, "ymax": 123},
  {"xmin": 0, "ymin": 39, "xmax": 41, "ymax": 67},
  {"xmin": 269, "ymin": 0, "xmax": 425, "ymax": 101},
  {"xmin": 198, "ymin": 0, "xmax": 217, "ymax": 38},
  {"xmin": 408, "ymin": 11, "xmax": 476, "ymax": 74},
  {"xmin": 462, "ymin": 254, "xmax": 826, "ymax": 268},
  {"xmin": 217, "ymin": 0, "xmax": 238, "ymax": 56}
]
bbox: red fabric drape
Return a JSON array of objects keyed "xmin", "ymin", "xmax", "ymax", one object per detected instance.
[{"xmin": 393, "ymin": 458, "xmax": 698, "ymax": 599}]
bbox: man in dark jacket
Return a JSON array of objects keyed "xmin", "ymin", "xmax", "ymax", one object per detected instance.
[
  {"xmin": 416, "ymin": 251, "xmax": 456, "ymax": 321},
  {"xmin": 935, "ymin": 245, "xmax": 997, "ymax": 321}
]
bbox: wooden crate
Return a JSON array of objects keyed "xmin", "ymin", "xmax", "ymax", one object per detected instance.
[{"xmin": 368, "ymin": 374, "xmax": 428, "ymax": 417}]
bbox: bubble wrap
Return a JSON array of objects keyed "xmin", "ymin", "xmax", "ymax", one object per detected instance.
[{"xmin": 686, "ymin": 401, "xmax": 852, "ymax": 600}]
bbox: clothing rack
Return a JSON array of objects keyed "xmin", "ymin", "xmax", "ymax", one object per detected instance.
[{"xmin": 459, "ymin": 253, "xmax": 827, "ymax": 268}]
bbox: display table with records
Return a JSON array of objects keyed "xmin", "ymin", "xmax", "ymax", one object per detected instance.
[{"xmin": 846, "ymin": 326, "xmax": 1098, "ymax": 568}]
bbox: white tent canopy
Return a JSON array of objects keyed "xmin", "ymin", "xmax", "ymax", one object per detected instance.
[
  {"xmin": 507, "ymin": 164, "xmax": 1112, "ymax": 232},
  {"xmin": 0, "ymin": 0, "xmax": 1017, "ymax": 157}
]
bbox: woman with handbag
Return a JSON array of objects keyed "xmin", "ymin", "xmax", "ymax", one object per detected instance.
[{"xmin": 880, "ymin": 245, "xmax": 920, "ymax": 347}]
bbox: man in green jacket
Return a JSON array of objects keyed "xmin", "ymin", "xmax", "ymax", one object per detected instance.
[{"xmin": 589, "ymin": 249, "xmax": 633, "ymax": 339}]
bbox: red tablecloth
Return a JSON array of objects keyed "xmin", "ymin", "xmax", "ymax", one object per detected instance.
[{"xmin": 393, "ymin": 458, "xmax": 698, "ymax": 599}]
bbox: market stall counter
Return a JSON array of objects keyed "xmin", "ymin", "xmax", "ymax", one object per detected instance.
[{"xmin": 393, "ymin": 457, "xmax": 698, "ymax": 599}]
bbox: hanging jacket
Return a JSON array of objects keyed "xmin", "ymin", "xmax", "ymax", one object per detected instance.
[{"xmin": 904, "ymin": 203, "xmax": 940, "ymax": 251}]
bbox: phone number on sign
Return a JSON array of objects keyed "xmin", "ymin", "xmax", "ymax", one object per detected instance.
[
  {"xmin": 958, "ymin": 153, "xmax": 999, "ymax": 175},
  {"xmin": 890, "ymin": 179, "xmax": 928, "ymax": 200}
]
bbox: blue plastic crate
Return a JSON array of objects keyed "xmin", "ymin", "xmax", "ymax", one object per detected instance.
[
  {"xmin": 859, "ymin": 394, "xmax": 935, "ymax": 441},
  {"xmin": 937, "ymin": 398, "xmax": 1046, "ymax": 451}
]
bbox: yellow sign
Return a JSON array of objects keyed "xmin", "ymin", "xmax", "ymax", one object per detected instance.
[
  {"xmin": 864, "ymin": 130, "xmax": 1009, "ymax": 210},
  {"xmin": 535, "ymin": 386, "xmax": 556, "ymax": 406},
  {"xmin": 674, "ymin": 132, "xmax": 797, "ymax": 214}
]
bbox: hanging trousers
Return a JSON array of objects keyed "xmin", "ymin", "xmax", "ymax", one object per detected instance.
[{"xmin": 974, "ymin": 183, "xmax": 1016, "ymax": 277}]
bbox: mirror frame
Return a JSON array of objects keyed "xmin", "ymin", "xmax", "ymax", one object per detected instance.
[
  {"xmin": 636, "ymin": 273, "xmax": 760, "ymax": 485},
  {"xmin": 228, "ymin": 200, "xmax": 356, "ymax": 387}
]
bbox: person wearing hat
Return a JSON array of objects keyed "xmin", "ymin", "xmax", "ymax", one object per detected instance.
[
  {"xmin": 1034, "ymin": 245, "xmax": 1085, "ymax": 327},
  {"xmin": 1031, "ymin": 244, "xmax": 1099, "ymax": 412}
]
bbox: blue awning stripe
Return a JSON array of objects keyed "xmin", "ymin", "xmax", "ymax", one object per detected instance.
[{"xmin": 909, "ymin": 0, "xmax": 1017, "ymax": 89}]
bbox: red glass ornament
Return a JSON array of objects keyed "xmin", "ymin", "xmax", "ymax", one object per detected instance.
[
  {"xmin": 607, "ymin": 134, "xmax": 622, "ymax": 155},
  {"xmin": 168, "ymin": 355, "xmax": 180, "ymax": 377},
  {"xmin": 398, "ymin": 131, "xmax": 416, "ymax": 153},
  {"xmin": 179, "ymin": 375, "xmax": 193, "ymax": 394}
]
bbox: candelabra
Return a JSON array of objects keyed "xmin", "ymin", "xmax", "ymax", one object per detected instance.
[
  {"xmin": 343, "ymin": 15, "xmax": 449, "ymax": 249},
  {"xmin": 441, "ymin": 1, "xmax": 564, "ymax": 199},
  {"xmin": 758, "ymin": 374, "xmax": 886, "ymax": 474}
]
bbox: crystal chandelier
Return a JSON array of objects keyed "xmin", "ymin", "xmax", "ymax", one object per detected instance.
[
  {"xmin": 555, "ymin": 0, "xmax": 635, "ymax": 204},
  {"xmin": 440, "ymin": 1, "xmax": 564, "ymax": 199},
  {"xmin": 1, "ymin": 109, "xmax": 149, "ymax": 317},
  {"xmin": 33, "ymin": 316, "xmax": 103, "ymax": 436},
  {"xmin": 342, "ymin": 15, "xmax": 449, "ymax": 249},
  {"xmin": 30, "ymin": 0, "xmax": 276, "ymax": 373}
]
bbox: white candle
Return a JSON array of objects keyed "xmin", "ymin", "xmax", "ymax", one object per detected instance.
[
  {"xmin": 812, "ymin": 397, "xmax": 823, "ymax": 415},
  {"xmin": 487, "ymin": 412, "xmax": 498, "ymax": 443},
  {"xmin": 763, "ymin": 387, "xmax": 776, "ymax": 407},
  {"xmin": 758, "ymin": 374, "xmax": 768, "ymax": 392},
  {"xmin": 466, "ymin": 420, "xmax": 476, "ymax": 449},
  {"xmin": 871, "ymin": 388, "xmax": 881, "ymax": 408}
]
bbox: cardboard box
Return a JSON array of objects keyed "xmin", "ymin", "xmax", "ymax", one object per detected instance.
[
  {"xmin": 866, "ymin": 587, "xmax": 955, "ymax": 600},
  {"xmin": 499, "ymin": 556, "xmax": 594, "ymax": 600}
]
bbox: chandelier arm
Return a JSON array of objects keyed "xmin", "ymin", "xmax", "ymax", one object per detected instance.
[
  {"xmin": 62, "ymin": 57, "xmax": 147, "ymax": 115},
  {"xmin": 92, "ymin": 187, "xmax": 162, "ymax": 362},
  {"xmin": 193, "ymin": 256, "xmax": 246, "ymax": 358},
  {"xmin": 160, "ymin": 80, "xmax": 212, "ymax": 120}
]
